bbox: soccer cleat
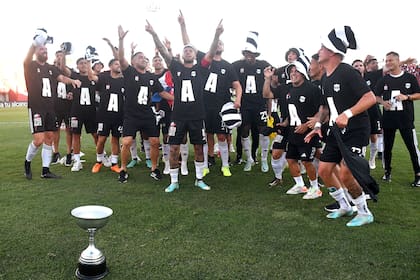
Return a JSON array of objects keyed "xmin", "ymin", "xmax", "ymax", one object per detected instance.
[
  {"xmin": 71, "ymin": 162, "xmax": 83, "ymax": 172},
  {"xmin": 411, "ymin": 176, "xmax": 420, "ymax": 187},
  {"xmin": 368, "ymin": 158, "xmax": 376, "ymax": 169},
  {"xmin": 326, "ymin": 208, "xmax": 354, "ymax": 219},
  {"xmin": 51, "ymin": 153, "xmax": 61, "ymax": 165},
  {"xmin": 65, "ymin": 154, "xmax": 72, "ymax": 166},
  {"xmin": 163, "ymin": 160, "xmax": 170, "ymax": 175},
  {"xmin": 165, "ymin": 182, "xmax": 179, "ymax": 193},
  {"xmin": 221, "ymin": 166, "xmax": 232, "ymax": 177},
  {"xmin": 324, "ymin": 201, "xmax": 340, "ymax": 212},
  {"xmin": 203, "ymin": 167, "xmax": 210, "ymax": 177},
  {"xmin": 208, "ymin": 156, "xmax": 216, "ymax": 167},
  {"xmin": 118, "ymin": 170, "xmax": 128, "ymax": 183},
  {"xmin": 102, "ymin": 156, "xmax": 112, "ymax": 167},
  {"xmin": 213, "ymin": 143, "xmax": 219, "ymax": 155},
  {"xmin": 41, "ymin": 171, "xmax": 61, "ymax": 179},
  {"xmin": 145, "ymin": 158, "xmax": 152, "ymax": 169},
  {"xmin": 261, "ymin": 160, "xmax": 269, "ymax": 173},
  {"xmin": 150, "ymin": 168, "xmax": 162, "ymax": 180},
  {"xmin": 229, "ymin": 143, "xmax": 236, "ymax": 153},
  {"xmin": 110, "ymin": 164, "xmax": 120, "ymax": 173},
  {"xmin": 346, "ymin": 213, "xmax": 374, "ymax": 227},
  {"xmin": 181, "ymin": 162, "xmax": 189, "ymax": 176},
  {"xmin": 195, "ymin": 179, "xmax": 211, "ymax": 191},
  {"xmin": 303, "ymin": 187, "xmax": 322, "ymax": 199},
  {"xmin": 243, "ymin": 159, "xmax": 255, "ymax": 172},
  {"xmin": 382, "ymin": 172, "xmax": 392, "ymax": 182},
  {"xmin": 24, "ymin": 160, "xmax": 32, "ymax": 180},
  {"xmin": 286, "ymin": 184, "xmax": 308, "ymax": 195},
  {"xmin": 127, "ymin": 159, "xmax": 138, "ymax": 168},
  {"xmin": 91, "ymin": 162, "xmax": 103, "ymax": 173},
  {"xmin": 268, "ymin": 177, "xmax": 283, "ymax": 188}
]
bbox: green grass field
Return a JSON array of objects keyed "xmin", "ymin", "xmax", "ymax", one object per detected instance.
[{"xmin": 0, "ymin": 106, "xmax": 419, "ymax": 280}]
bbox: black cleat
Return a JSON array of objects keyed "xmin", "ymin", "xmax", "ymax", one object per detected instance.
[
  {"xmin": 41, "ymin": 172, "xmax": 62, "ymax": 179},
  {"xmin": 150, "ymin": 168, "xmax": 162, "ymax": 181},
  {"xmin": 24, "ymin": 160, "xmax": 32, "ymax": 180},
  {"xmin": 118, "ymin": 170, "xmax": 128, "ymax": 183},
  {"xmin": 268, "ymin": 177, "xmax": 283, "ymax": 188},
  {"xmin": 411, "ymin": 176, "xmax": 420, "ymax": 187},
  {"xmin": 51, "ymin": 152, "xmax": 61, "ymax": 165},
  {"xmin": 324, "ymin": 201, "xmax": 340, "ymax": 212},
  {"xmin": 65, "ymin": 154, "xmax": 72, "ymax": 166},
  {"xmin": 382, "ymin": 171, "xmax": 392, "ymax": 182},
  {"xmin": 208, "ymin": 156, "xmax": 216, "ymax": 167}
]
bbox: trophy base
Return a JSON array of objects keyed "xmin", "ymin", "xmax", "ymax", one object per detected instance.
[{"xmin": 75, "ymin": 260, "xmax": 109, "ymax": 280}]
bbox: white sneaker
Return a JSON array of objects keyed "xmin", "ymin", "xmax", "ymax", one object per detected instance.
[
  {"xmin": 163, "ymin": 159, "xmax": 170, "ymax": 175},
  {"xmin": 368, "ymin": 158, "xmax": 376, "ymax": 169},
  {"xmin": 286, "ymin": 184, "xmax": 308, "ymax": 195},
  {"xmin": 243, "ymin": 159, "xmax": 255, "ymax": 172},
  {"xmin": 261, "ymin": 160, "xmax": 269, "ymax": 173},
  {"xmin": 302, "ymin": 187, "xmax": 322, "ymax": 199},
  {"xmin": 102, "ymin": 156, "xmax": 112, "ymax": 168},
  {"xmin": 71, "ymin": 161, "xmax": 83, "ymax": 172},
  {"xmin": 213, "ymin": 143, "xmax": 219, "ymax": 155},
  {"xmin": 229, "ymin": 143, "xmax": 235, "ymax": 153},
  {"xmin": 181, "ymin": 162, "xmax": 188, "ymax": 176}
]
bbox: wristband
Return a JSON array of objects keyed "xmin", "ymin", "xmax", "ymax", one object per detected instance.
[
  {"xmin": 407, "ymin": 95, "xmax": 411, "ymax": 101},
  {"xmin": 314, "ymin": 122, "xmax": 322, "ymax": 129},
  {"xmin": 344, "ymin": 109, "xmax": 353, "ymax": 119}
]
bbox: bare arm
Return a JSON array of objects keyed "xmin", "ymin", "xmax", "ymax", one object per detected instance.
[
  {"xmin": 203, "ymin": 20, "xmax": 224, "ymax": 65},
  {"xmin": 232, "ymin": 81, "xmax": 242, "ymax": 108},
  {"xmin": 262, "ymin": 67, "xmax": 275, "ymax": 99},
  {"xmin": 103, "ymin": 37, "xmax": 118, "ymax": 59},
  {"xmin": 145, "ymin": 20, "xmax": 172, "ymax": 67},
  {"xmin": 159, "ymin": 91, "xmax": 174, "ymax": 101},
  {"xmin": 335, "ymin": 91, "xmax": 376, "ymax": 128},
  {"xmin": 24, "ymin": 45, "xmax": 36, "ymax": 68},
  {"xmin": 178, "ymin": 10, "xmax": 190, "ymax": 45},
  {"xmin": 117, "ymin": 25, "xmax": 130, "ymax": 71},
  {"xmin": 163, "ymin": 38, "xmax": 174, "ymax": 59},
  {"xmin": 57, "ymin": 74, "xmax": 81, "ymax": 88}
]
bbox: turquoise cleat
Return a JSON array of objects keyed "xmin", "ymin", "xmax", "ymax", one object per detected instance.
[{"xmin": 165, "ymin": 182, "xmax": 179, "ymax": 193}]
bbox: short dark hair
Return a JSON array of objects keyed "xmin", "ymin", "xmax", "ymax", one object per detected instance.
[
  {"xmin": 108, "ymin": 58, "xmax": 118, "ymax": 67},
  {"xmin": 352, "ymin": 59, "xmax": 363, "ymax": 66},
  {"xmin": 311, "ymin": 53, "xmax": 319, "ymax": 61},
  {"xmin": 386, "ymin": 51, "xmax": 399, "ymax": 58},
  {"xmin": 76, "ymin": 57, "xmax": 86, "ymax": 64}
]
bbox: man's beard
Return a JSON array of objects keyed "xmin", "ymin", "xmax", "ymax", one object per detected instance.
[{"xmin": 215, "ymin": 51, "xmax": 222, "ymax": 55}]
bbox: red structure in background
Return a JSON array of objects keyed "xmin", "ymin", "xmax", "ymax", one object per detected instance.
[{"xmin": 7, "ymin": 89, "xmax": 27, "ymax": 102}]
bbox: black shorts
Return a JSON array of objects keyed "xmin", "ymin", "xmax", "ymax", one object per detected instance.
[
  {"xmin": 320, "ymin": 128, "xmax": 368, "ymax": 163},
  {"xmin": 168, "ymin": 119, "xmax": 206, "ymax": 145},
  {"xmin": 123, "ymin": 118, "xmax": 159, "ymax": 138},
  {"xmin": 28, "ymin": 109, "xmax": 58, "ymax": 134},
  {"xmin": 205, "ymin": 108, "xmax": 229, "ymax": 134},
  {"xmin": 241, "ymin": 107, "xmax": 268, "ymax": 127},
  {"xmin": 55, "ymin": 111, "xmax": 71, "ymax": 128},
  {"xmin": 70, "ymin": 111, "xmax": 97, "ymax": 134},
  {"xmin": 272, "ymin": 131, "xmax": 288, "ymax": 150},
  {"xmin": 97, "ymin": 120, "xmax": 123, "ymax": 137},
  {"xmin": 160, "ymin": 110, "xmax": 172, "ymax": 135},
  {"xmin": 286, "ymin": 142, "xmax": 317, "ymax": 161},
  {"xmin": 368, "ymin": 105, "xmax": 382, "ymax": 134}
]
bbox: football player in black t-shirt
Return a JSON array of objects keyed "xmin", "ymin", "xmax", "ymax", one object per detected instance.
[
  {"xmin": 23, "ymin": 43, "xmax": 80, "ymax": 180},
  {"xmin": 147, "ymin": 19, "xmax": 224, "ymax": 192},
  {"xmin": 90, "ymin": 59, "xmax": 125, "ymax": 174},
  {"xmin": 375, "ymin": 51, "xmax": 420, "ymax": 187},
  {"xmin": 117, "ymin": 25, "xmax": 174, "ymax": 184},
  {"xmin": 305, "ymin": 26, "xmax": 376, "ymax": 227}
]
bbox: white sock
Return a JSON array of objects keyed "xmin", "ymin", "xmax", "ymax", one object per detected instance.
[
  {"xmin": 350, "ymin": 192, "xmax": 372, "ymax": 216},
  {"xmin": 218, "ymin": 140, "xmax": 229, "ymax": 167},
  {"xmin": 74, "ymin": 153, "xmax": 81, "ymax": 164},
  {"xmin": 25, "ymin": 141, "xmax": 39, "ymax": 162},
  {"xmin": 329, "ymin": 188, "xmax": 351, "ymax": 210},
  {"xmin": 259, "ymin": 134, "xmax": 269, "ymax": 162},
  {"xmin": 143, "ymin": 139, "xmax": 151, "ymax": 159},
  {"xmin": 111, "ymin": 154, "xmax": 119, "ymax": 165},
  {"xmin": 130, "ymin": 140, "xmax": 138, "ymax": 160},
  {"xmin": 195, "ymin": 161, "xmax": 205, "ymax": 180},
  {"xmin": 180, "ymin": 143, "xmax": 189, "ymax": 164},
  {"xmin": 169, "ymin": 168, "xmax": 179, "ymax": 183},
  {"xmin": 293, "ymin": 176, "xmax": 304, "ymax": 186},
  {"xmin": 310, "ymin": 179, "xmax": 319, "ymax": 189},
  {"xmin": 41, "ymin": 144, "xmax": 53, "ymax": 168},
  {"xmin": 163, "ymin": 143, "xmax": 170, "ymax": 162},
  {"xmin": 203, "ymin": 143, "xmax": 209, "ymax": 168},
  {"xmin": 97, "ymin": 153, "xmax": 105, "ymax": 163},
  {"xmin": 271, "ymin": 157, "xmax": 283, "ymax": 179},
  {"xmin": 370, "ymin": 141, "xmax": 378, "ymax": 161},
  {"xmin": 377, "ymin": 134, "xmax": 384, "ymax": 153},
  {"xmin": 241, "ymin": 136, "xmax": 252, "ymax": 162}
]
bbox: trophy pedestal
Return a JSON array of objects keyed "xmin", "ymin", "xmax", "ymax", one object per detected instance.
[{"xmin": 76, "ymin": 260, "xmax": 108, "ymax": 280}]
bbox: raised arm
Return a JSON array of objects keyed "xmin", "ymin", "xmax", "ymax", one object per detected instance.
[
  {"xmin": 117, "ymin": 25, "xmax": 130, "ymax": 71},
  {"xmin": 145, "ymin": 20, "xmax": 172, "ymax": 67},
  {"xmin": 178, "ymin": 10, "xmax": 190, "ymax": 45},
  {"xmin": 24, "ymin": 45, "xmax": 36, "ymax": 68},
  {"xmin": 262, "ymin": 66, "xmax": 275, "ymax": 99},
  {"xmin": 203, "ymin": 19, "xmax": 224, "ymax": 65},
  {"xmin": 103, "ymin": 37, "xmax": 118, "ymax": 59}
]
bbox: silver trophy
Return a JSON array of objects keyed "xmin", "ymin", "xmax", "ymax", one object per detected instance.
[{"xmin": 71, "ymin": 205, "xmax": 113, "ymax": 280}]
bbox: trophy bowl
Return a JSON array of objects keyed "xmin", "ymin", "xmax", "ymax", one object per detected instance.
[{"xmin": 71, "ymin": 205, "xmax": 113, "ymax": 280}]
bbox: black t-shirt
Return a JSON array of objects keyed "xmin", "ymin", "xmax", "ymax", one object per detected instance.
[
  {"xmin": 272, "ymin": 83, "xmax": 291, "ymax": 120},
  {"xmin": 375, "ymin": 72, "xmax": 419, "ymax": 129},
  {"xmin": 198, "ymin": 51, "xmax": 238, "ymax": 110},
  {"xmin": 24, "ymin": 61, "xmax": 60, "ymax": 112},
  {"xmin": 284, "ymin": 81, "xmax": 321, "ymax": 145},
  {"xmin": 321, "ymin": 63, "xmax": 371, "ymax": 131},
  {"xmin": 54, "ymin": 81, "xmax": 72, "ymax": 113},
  {"xmin": 70, "ymin": 71, "xmax": 97, "ymax": 115},
  {"xmin": 95, "ymin": 71, "xmax": 125, "ymax": 122},
  {"xmin": 232, "ymin": 59, "xmax": 271, "ymax": 110},
  {"xmin": 365, "ymin": 69, "xmax": 383, "ymax": 92},
  {"xmin": 169, "ymin": 59, "xmax": 209, "ymax": 120},
  {"xmin": 122, "ymin": 65, "xmax": 164, "ymax": 121}
]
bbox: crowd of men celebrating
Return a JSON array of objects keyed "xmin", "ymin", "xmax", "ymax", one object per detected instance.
[{"xmin": 23, "ymin": 13, "xmax": 420, "ymax": 227}]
